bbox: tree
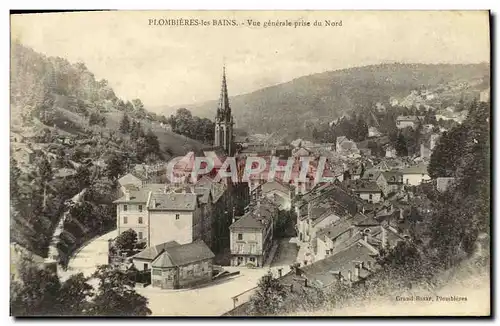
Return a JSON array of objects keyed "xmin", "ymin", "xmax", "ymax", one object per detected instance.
[
  {"xmin": 10, "ymin": 265, "xmax": 62, "ymax": 316},
  {"xmin": 114, "ymin": 229, "xmax": 138, "ymax": 253},
  {"xmin": 57, "ymin": 273, "xmax": 94, "ymax": 316},
  {"xmin": 394, "ymin": 132, "xmax": 408, "ymax": 157},
  {"xmin": 119, "ymin": 114, "xmax": 130, "ymax": 134},
  {"xmin": 10, "ymin": 157, "xmax": 21, "ymax": 200},
  {"xmin": 89, "ymin": 265, "xmax": 151, "ymax": 316},
  {"xmin": 104, "ymin": 153, "xmax": 126, "ymax": 181},
  {"xmin": 428, "ymin": 124, "xmax": 468, "ymax": 178},
  {"xmin": 248, "ymin": 271, "xmax": 287, "ymax": 316}
]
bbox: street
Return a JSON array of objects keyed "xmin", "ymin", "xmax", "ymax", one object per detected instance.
[{"xmin": 61, "ymin": 232, "xmax": 300, "ymax": 316}]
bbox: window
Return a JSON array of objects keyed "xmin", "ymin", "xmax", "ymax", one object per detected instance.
[
  {"xmin": 143, "ymin": 263, "xmax": 148, "ymax": 271},
  {"xmin": 123, "ymin": 216, "xmax": 128, "ymax": 224},
  {"xmin": 138, "ymin": 205, "xmax": 143, "ymax": 212},
  {"xmin": 250, "ymin": 257, "xmax": 256, "ymax": 262},
  {"xmin": 138, "ymin": 232, "xmax": 143, "ymax": 240},
  {"xmin": 238, "ymin": 233, "xmax": 243, "ymax": 240},
  {"xmin": 123, "ymin": 205, "xmax": 128, "ymax": 212},
  {"xmin": 138, "ymin": 216, "xmax": 143, "ymax": 224},
  {"xmin": 175, "ymin": 214, "xmax": 180, "ymax": 220},
  {"xmin": 167, "ymin": 275, "xmax": 173, "ymax": 280},
  {"xmin": 369, "ymin": 194, "xmax": 373, "ymax": 200}
]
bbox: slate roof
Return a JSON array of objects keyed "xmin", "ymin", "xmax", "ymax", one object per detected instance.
[
  {"xmin": 132, "ymin": 241, "xmax": 180, "ymax": 261},
  {"xmin": 301, "ymin": 241, "xmax": 377, "ymax": 287},
  {"xmin": 151, "ymin": 240, "xmax": 215, "ymax": 268},
  {"xmin": 113, "ymin": 190, "xmax": 150, "ymax": 204},
  {"xmin": 316, "ymin": 220, "xmax": 353, "ymax": 241},
  {"xmin": 402, "ymin": 164, "xmax": 428, "ymax": 175},
  {"xmin": 54, "ymin": 168, "xmax": 77, "ymax": 178},
  {"xmin": 148, "ymin": 192, "xmax": 198, "ymax": 211},
  {"xmin": 230, "ymin": 199, "xmax": 275, "ymax": 230},
  {"xmin": 380, "ymin": 171, "xmax": 404, "ymax": 184},
  {"xmin": 118, "ymin": 173, "xmax": 144, "ymax": 186},
  {"xmin": 396, "ymin": 115, "xmax": 420, "ymax": 122},
  {"xmin": 351, "ymin": 213, "xmax": 380, "ymax": 227},
  {"xmin": 352, "ymin": 181, "xmax": 382, "ymax": 193}
]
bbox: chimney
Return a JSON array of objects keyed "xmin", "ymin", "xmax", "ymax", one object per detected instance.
[
  {"xmin": 348, "ymin": 270, "xmax": 353, "ymax": 282},
  {"xmin": 363, "ymin": 233, "xmax": 368, "ymax": 242},
  {"xmin": 304, "ymin": 279, "xmax": 308, "ymax": 287},
  {"xmin": 381, "ymin": 226, "xmax": 387, "ymax": 249},
  {"xmin": 124, "ymin": 190, "xmax": 130, "ymax": 201},
  {"xmin": 150, "ymin": 197, "xmax": 156, "ymax": 208},
  {"xmin": 354, "ymin": 263, "xmax": 360, "ymax": 281}
]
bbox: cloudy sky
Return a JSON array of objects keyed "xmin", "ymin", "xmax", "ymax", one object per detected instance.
[{"xmin": 11, "ymin": 11, "xmax": 490, "ymax": 112}]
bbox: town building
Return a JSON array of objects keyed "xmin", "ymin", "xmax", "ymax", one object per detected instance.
[
  {"xmin": 294, "ymin": 183, "xmax": 366, "ymax": 243},
  {"xmin": 479, "ymin": 88, "xmax": 490, "ymax": 103},
  {"xmin": 375, "ymin": 171, "xmax": 404, "ymax": 196},
  {"xmin": 131, "ymin": 240, "xmax": 180, "ymax": 271},
  {"xmin": 350, "ymin": 180, "xmax": 383, "ymax": 204},
  {"xmin": 396, "ymin": 116, "xmax": 422, "ymax": 129},
  {"xmin": 150, "ymin": 240, "xmax": 215, "ymax": 289},
  {"xmin": 436, "ymin": 177, "xmax": 456, "ymax": 193},
  {"xmin": 401, "ymin": 164, "xmax": 431, "ymax": 186},
  {"xmin": 11, "ymin": 144, "xmax": 35, "ymax": 166},
  {"xmin": 336, "ymin": 136, "xmax": 360, "ymax": 156},
  {"xmin": 214, "ymin": 66, "xmax": 235, "ymax": 156},
  {"xmin": 229, "ymin": 199, "xmax": 277, "ymax": 267}
]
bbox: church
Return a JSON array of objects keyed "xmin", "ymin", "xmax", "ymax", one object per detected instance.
[{"xmin": 213, "ymin": 66, "xmax": 235, "ymax": 156}]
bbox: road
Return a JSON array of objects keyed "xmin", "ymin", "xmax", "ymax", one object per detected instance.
[
  {"xmin": 61, "ymin": 233, "xmax": 299, "ymax": 316},
  {"xmin": 59, "ymin": 229, "xmax": 117, "ymax": 281}
]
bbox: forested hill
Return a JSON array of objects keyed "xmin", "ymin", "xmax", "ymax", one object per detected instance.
[
  {"xmin": 10, "ymin": 41, "xmax": 205, "ymax": 158},
  {"xmin": 181, "ymin": 63, "xmax": 490, "ymax": 136}
]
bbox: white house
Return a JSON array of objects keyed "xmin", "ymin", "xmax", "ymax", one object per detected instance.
[{"xmin": 401, "ymin": 165, "xmax": 431, "ymax": 186}]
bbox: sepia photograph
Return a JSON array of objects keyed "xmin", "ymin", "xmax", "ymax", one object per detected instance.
[{"xmin": 9, "ymin": 10, "xmax": 491, "ymax": 317}]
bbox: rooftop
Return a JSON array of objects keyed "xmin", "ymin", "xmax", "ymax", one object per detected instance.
[
  {"xmin": 151, "ymin": 240, "xmax": 215, "ymax": 268},
  {"xmin": 148, "ymin": 192, "xmax": 198, "ymax": 211},
  {"xmin": 132, "ymin": 241, "xmax": 180, "ymax": 261}
]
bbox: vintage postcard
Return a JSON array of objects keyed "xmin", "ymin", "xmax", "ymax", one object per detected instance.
[{"xmin": 10, "ymin": 10, "xmax": 491, "ymax": 317}]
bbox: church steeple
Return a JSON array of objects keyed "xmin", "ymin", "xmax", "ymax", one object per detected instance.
[
  {"xmin": 214, "ymin": 64, "xmax": 234, "ymax": 155},
  {"xmin": 217, "ymin": 65, "xmax": 231, "ymax": 122}
]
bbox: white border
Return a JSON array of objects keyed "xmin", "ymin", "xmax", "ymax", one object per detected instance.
[{"xmin": 2, "ymin": 1, "xmax": 498, "ymax": 325}]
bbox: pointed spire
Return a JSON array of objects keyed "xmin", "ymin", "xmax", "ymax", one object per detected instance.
[{"xmin": 218, "ymin": 64, "xmax": 231, "ymax": 120}]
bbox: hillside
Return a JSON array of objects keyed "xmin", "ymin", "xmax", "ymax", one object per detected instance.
[
  {"xmin": 181, "ymin": 63, "xmax": 490, "ymax": 136},
  {"xmin": 10, "ymin": 41, "xmax": 205, "ymax": 159}
]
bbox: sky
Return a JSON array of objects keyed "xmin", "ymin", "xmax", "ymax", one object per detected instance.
[{"xmin": 11, "ymin": 11, "xmax": 490, "ymax": 113}]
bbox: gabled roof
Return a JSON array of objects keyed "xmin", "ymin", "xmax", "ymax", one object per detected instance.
[
  {"xmin": 402, "ymin": 164, "xmax": 428, "ymax": 175},
  {"xmin": 396, "ymin": 115, "xmax": 420, "ymax": 122},
  {"xmin": 113, "ymin": 189, "xmax": 150, "ymax": 204},
  {"xmin": 301, "ymin": 241, "xmax": 377, "ymax": 286},
  {"xmin": 118, "ymin": 173, "xmax": 144, "ymax": 186},
  {"xmin": 151, "ymin": 240, "xmax": 215, "ymax": 268},
  {"xmin": 148, "ymin": 192, "xmax": 198, "ymax": 211},
  {"xmin": 230, "ymin": 199, "xmax": 276, "ymax": 230},
  {"xmin": 132, "ymin": 241, "xmax": 180, "ymax": 261},
  {"xmin": 351, "ymin": 213, "xmax": 380, "ymax": 227},
  {"xmin": 380, "ymin": 171, "xmax": 404, "ymax": 184},
  {"xmin": 316, "ymin": 220, "xmax": 353, "ymax": 241},
  {"xmin": 352, "ymin": 181, "xmax": 382, "ymax": 193}
]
